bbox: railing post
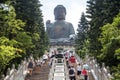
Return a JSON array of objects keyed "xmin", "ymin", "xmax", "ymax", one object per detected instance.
[
  {"xmin": 1, "ymin": 75, "xmax": 5, "ymax": 80},
  {"xmin": 6, "ymin": 68, "xmax": 10, "ymax": 76},
  {"xmin": 12, "ymin": 64, "xmax": 15, "ymax": 80},
  {"xmin": 97, "ymin": 63, "xmax": 100, "ymax": 80},
  {"xmin": 102, "ymin": 63, "xmax": 105, "ymax": 80},
  {"xmin": 106, "ymin": 66, "xmax": 112, "ymax": 80}
]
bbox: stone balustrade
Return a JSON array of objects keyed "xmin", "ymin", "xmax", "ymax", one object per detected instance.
[
  {"xmin": 1, "ymin": 56, "xmax": 35, "ymax": 80},
  {"xmin": 74, "ymin": 53, "xmax": 113, "ymax": 80},
  {"xmin": 86, "ymin": 57, "xmax": 113, "ymax": 80}
]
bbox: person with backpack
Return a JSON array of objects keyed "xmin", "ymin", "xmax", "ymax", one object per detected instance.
[
  {"xmin": 28, "ymin": 59, "xmax": 34, "ymax": 76},
  {"xmin": 69, "ymin": 66, "xmax": 76, "ymax": 80}
]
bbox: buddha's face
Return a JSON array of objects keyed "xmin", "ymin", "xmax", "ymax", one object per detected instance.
[{"xmin": 54, "ymin": 6, "xmax": 66, "ymax": 20}]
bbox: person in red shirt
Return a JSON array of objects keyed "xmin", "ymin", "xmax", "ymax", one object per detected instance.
[
  {"xmin": 69, "ymin": 55, "xmax": 76, "ymax": 67},
  {"xmin": 69, "ymin": 55, "xmax": 76, "ymax": 63},
  {"xmin": 82, "ymin": 68, "xmax": 88, "ymax": 80}
]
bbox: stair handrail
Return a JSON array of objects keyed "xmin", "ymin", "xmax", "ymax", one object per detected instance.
[
  {"xmin": 2, "ymin": 56, "xmax": 34, "ymax": 80},
  {"xmin": 86, "ymin": 57, "xmax": 113, "ymax": 80}
]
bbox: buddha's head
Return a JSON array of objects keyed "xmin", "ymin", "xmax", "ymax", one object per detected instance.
[{"xmin": 54, "ymin": 5, "xmax": 66, "ymax": 20}]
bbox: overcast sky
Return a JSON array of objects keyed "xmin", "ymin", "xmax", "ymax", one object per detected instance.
[{"xmin": 40, "ymin": 0, "xmax": 87, "ymax": 33}]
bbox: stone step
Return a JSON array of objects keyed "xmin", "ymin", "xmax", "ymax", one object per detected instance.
[{"xmin": 25, "ymin": 64, "xmax": 50, "ymax": 80}]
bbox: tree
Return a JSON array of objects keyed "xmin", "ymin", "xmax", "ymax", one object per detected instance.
[
  {"xmin": 75, "ymin": 12, "xmax": 89, "ymax": 58},
  {"xmin": 86, "ymin": 0, "xmax": 104, "ymax": 57},
  {"xmin": 0, "ymin": 1, "xmax": 33, "ymax": 75},
  {"xmin": 86, "ymin": 0, "xmax": 120, "ymax": 78},
  {"xmin": 0, "ymin": 37, "xmax": 21, "ymax": 75},
  {"xmin": 13, "ymin": 0, "xmax": 49, "ymax": 57},
  {"xmin": 99, "ymin": 13, "xmax": 120, "ymax": 79},
  {"xmin": 86, "ymin": 0, "xmax": 120, "ymax": 57}
]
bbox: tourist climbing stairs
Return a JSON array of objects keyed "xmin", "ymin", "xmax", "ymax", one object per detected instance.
[
  {"xmin": 2, "ymin": 47, "xmax": 112, "ymax": 80},
  {"xmin": 25, "ymin": 63, "xmax": 50, "ymax": 80},
  {"xmin": 74, "ymin": 53, "xmax": 95, "ymax": 80}
]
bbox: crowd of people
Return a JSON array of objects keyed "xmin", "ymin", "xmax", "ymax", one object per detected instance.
[
  {"xmin": 64, "ymin": 51, "xmax": 89, "ymax": 80},
  {"xmin": 49, "ymin": 49, "xmax": 89, "ymax": 80},
  {"xmin": 27, "ymin": 50, "xmax": 89, "ymax": 80},
  {"xmin": 27, "ymin": 53, "xmax": 49, "ymax": 76}
]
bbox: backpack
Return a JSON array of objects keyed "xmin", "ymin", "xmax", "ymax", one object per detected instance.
[
  {"xmin": 28, "ymin": 62, "xmax": 33, "ymax": 68},
  {"xmin": 69, "ymin": 68, "xmax": 74, "ymax": 75}
]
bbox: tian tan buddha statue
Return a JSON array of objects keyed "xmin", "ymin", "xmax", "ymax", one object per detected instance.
[{"xmin": 46, "ymin": 5, "xmax": 75, "ymax": 40}]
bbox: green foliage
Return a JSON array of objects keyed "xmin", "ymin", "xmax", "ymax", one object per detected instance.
[
  {"xmin": 0, "ymin": 0, "xmax": 48, "ymax": 76},
  {"xmin": 112, "ymin": 64, "xmax": 120, "ymax": 80},
  {"xmin": 32, "ymin": 33, "xmax": 40, "ymax": 42},
  {"xmin": 0, "ymin": 1, "xmax": 34, "ymax": 76},
  {"xmin": 77, "ymin": 50, "xmax": 84, "ymax": 59},
  {"xmin": 0, "ymin": 3, "xmax": 25, "ymax": 38},
  {"xmin": 99, "ymin": 13, "xmax": 120, "ymax": 79},
  {"xmin": 86, "ymin": 0, "xmax": 103, "ymax": 56},
  {"xmin": 0, "ymin": 37, "xmax": 22, "ymax": 75},
  {"xmin": 13, "ymin": 0, "xmax": 49, "ymax": 57},
  {"xmin": 115, "ymin": 48, "xmax": 120, "ymax": 60},
  {"xmin": 75, "ymin": 12, "xmax": 89, "ymax": 58},
  {"xmin": 86, "ymin": 0, "xmax": 120, "ymax": 57},
  {"xmin": 15, "ymin": 32, "xmax": 34, "ymax": 53}
]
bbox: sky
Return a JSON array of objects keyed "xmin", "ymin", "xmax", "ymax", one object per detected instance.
[{"xmin": 40, "ymin": 0, "xmax": 88, "ymax": 33}]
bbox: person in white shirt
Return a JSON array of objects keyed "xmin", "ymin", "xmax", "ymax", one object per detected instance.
[
  {"xmin": 42, "ymin": 54, "xmax": 48, "ymax": 64},
  {"xmin": 77, "ymin": 63, "xmax": 82, "ymax": 79}
]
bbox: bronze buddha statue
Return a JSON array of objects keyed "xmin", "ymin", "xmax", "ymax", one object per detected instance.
[{"xmin": 46, "ymin": 5, "xmax": 75, "ymax": 40}]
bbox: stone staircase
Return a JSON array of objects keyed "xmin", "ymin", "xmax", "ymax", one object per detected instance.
[{"xmin": 25, "ymin": 64, "xmax": 50, "ymax": 80}]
